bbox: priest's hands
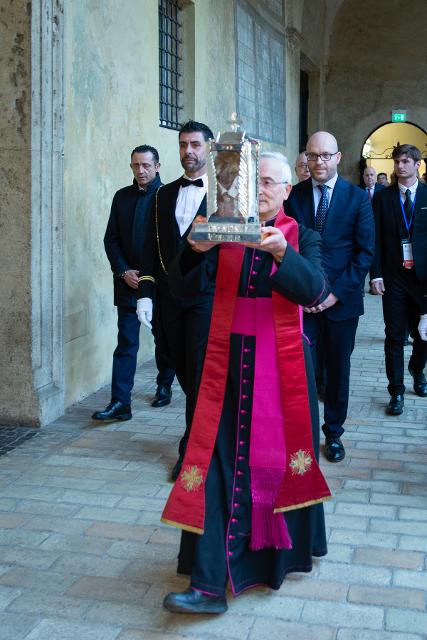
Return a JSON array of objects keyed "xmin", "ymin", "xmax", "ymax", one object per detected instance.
[
  {"xmin": 187, "ymin": 216, "xmax": 219, "ymax": 253},
  {"xmin": 243, "ymin": 226, "xmax": 287, "ymax": 263}
]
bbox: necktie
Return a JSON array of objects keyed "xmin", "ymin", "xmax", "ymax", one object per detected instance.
[
  {"xmin": 316, "ymin": 184, "xmax": 329, "ymax": 234},
  {"xmin": 180, "ymin": 177, "xmax": 204, "ymax": 188},
  {"xmin": 404, "ymin": 189, "xmax": 412, "ymax": 217},
  {"xmin": 366, "ymin": 187, "xmax": 372, "ymax": 201}
]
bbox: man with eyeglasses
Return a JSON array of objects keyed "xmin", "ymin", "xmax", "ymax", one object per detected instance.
[
  {"xmin": 295, "ymin": 152, "xmax": 311, "ymax": 183},
  {"xmin": 160, "ymin": 152, "xmax": 330, "ymax": 614},
  {"xmin": 286, "ymin": 131, "xmax": 375, "ymax": 463}
]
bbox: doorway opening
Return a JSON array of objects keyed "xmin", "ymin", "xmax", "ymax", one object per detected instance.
[{"xmin": 360, "ymin": 122, "xmax": 427, "ymax": 185}]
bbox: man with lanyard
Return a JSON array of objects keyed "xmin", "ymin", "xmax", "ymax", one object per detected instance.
[
  {"xmin": 160, "ymin": 152, "xmax": 330, "ymax": 614},
  {"xmin": 371, "ymin": 144, "xmax": 427, "ymax": 415}
]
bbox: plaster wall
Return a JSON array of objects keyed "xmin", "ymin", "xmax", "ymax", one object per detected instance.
[
  {"xmin": 0, "ymin": 2, "xmax": 38, "ymax": 423},
  {"xmin": 324, "ymin": 0, "xmax": 427, "ymax": 182},
  {"xmin": 63, "ymin": 0, "xmax": 240, "ymax": 406}
]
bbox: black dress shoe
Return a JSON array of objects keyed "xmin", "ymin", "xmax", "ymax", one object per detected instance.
[
  {"xmin": 324, "ymin": 436, "xmax": 345, "ymax": 462},
  {"xmin": 171, "ymin": 456, "xmax": 183, "ymax": 482},
  {"xmin": 151, "ymin": 385, "xmax": 172, "ymax": 408},
  {"xmin": 92, "ymin": 400, "xmax": 132, "ymax": 421},
  {"xmin": 408, "ymin": 368, "xmax": 427, "ymax": 397},
  {"xmin": 163, "ymin": 587, "xmax": 228, "ymax": 614},
  {"xmin": 386, "ymin": 394, "xmax": 404, "ymax": 415}
]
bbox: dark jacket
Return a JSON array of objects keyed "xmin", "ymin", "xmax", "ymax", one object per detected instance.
[
  {"xmin": 138, "ymin": 177, "xmax": 206, "ymax": 300},
  {"xmin": 104, "ymin": 174, "xmax": 162, "ymax": 307},
  {"xmin": 285, "ymin": 176, "xmax": 375, "ymax": 321},
  {"xmin": 371, "ymin": 181, "xmax": 427, "ymax": 312}
]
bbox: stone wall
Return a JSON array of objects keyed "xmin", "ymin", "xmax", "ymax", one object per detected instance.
[
  {"xmin": 325, "ymin": 0, "xmax": 427, "ymax": 181},
  {"xmin": 0, "ymin": 1, "xmax": 36, "ymax": 424}
]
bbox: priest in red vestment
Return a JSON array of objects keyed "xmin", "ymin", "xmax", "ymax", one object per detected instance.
[{"xmin": 162, "ymin": 152, "xmax": 331, "ymax": 614}]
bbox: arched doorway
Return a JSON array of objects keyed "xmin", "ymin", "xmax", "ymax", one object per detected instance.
[{"xmin": 360, "ymin": 122, "xmax": 427, "ymax": 184}]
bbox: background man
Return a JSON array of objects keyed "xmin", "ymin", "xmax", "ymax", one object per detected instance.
[
  {"xmin": 92, "ymin": 145, "xmax": 174, "ymax": 422},
  {"xmin": 371, "ymin": 144, "xmax": 427, "ymax": 415},
  {"xmin": 286, "ymin": 131, "xmax": 375, "ymax": 463},
  {"xmin": 377, "ymin": 172, "xmax": 389, "ymax": 187},
  {"xmin": 161, "ymin": 152, "xmax": 329, "ymax": 614},
  {"xmin": 295, "ymin": 151, "xmax": 311, "ymax": 182},
  {"xmin": 363, "ymin": 166, "xmax": 386, "ymax": 200},
  {"xmin": 137, "ymin": 121, "xmax": 214, "ymax": 480}
]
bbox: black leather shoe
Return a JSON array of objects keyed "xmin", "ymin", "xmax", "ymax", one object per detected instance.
[
  {"xmin": 386, "ymin": 394, "xmax": 404, "ymax": 415},
  {"xmin": 163, "ymin": 587, "xmax": 228, "ymax": 614},
  {"xmin": 92, "ymin": 400, "xmax": 132, "ymax": 421},
  {"xmin": 171, "ymin": 456, "xmax": 183, "ymax": 482},
  {"xmin": 151, "ymin": 385, "xmax": 172, "ymax": 408},
  {"xmin": 324, "ymin": 436, "xmax": 345, "ymax": 462},
  {"xmin": 408, "ymin": 368, "xmax": 427, "ymax": 397}
]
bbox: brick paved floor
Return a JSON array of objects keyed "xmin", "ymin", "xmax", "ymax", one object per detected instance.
[{"xmin": 0, "ymin": 291, "xmax": 426, "ymax": 639}]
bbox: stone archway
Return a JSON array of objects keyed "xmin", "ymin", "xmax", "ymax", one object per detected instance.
[{"xmin": 361, "ymin": 122, "xmax": 427, "ymax": 184}]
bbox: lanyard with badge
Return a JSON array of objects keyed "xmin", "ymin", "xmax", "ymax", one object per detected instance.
[{"xmin": 400, "ymin": 192, "xmax": 415, "ymax": 269}]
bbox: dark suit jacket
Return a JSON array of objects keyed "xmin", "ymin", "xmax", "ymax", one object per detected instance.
[
  {"xmin": 138, "ymin": 177, "xmax": 206, "ymax": 300},
  {"xmin": 285, "ymin": 176, "xmax": 375, "ymax": 321},
  {"xmin": 371, "ymin": 182, "xmax": 427, "ymax": 312},
  {"xmin": 104, "ymin": 174, "xmax": 162, "ymax": 307}
]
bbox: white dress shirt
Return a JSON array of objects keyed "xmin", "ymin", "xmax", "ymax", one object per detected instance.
[
  {"xmin": 175, "ymin": 174, "xmax": 208, "ymax": 236},
  {"xmin": 398, "ymin": 179, "xmax": 418, "ymax": 203},
  {"xmin": 311, "ymin": 173, "xmax": 339, "ymax": 215}
]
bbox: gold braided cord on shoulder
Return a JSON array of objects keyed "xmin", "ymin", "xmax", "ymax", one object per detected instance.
[
  {"xmin": 155, "ymin": 186, "xmax": 168, "ymax": 275},
  {"xmin": 137, "ymin": 275, "xmax": 155, "ymax": 283}
]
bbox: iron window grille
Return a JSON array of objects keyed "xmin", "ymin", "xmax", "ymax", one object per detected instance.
[{"xmin": 159, "ymin": 0, "xmax": 183, "ymax": 129}]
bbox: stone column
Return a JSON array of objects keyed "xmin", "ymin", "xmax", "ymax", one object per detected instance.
[{"xmin": 0, "ymin": 0, "xmax": 64, "ymax": 426}]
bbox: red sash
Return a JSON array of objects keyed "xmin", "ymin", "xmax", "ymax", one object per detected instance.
[{"xmin": 161, "ymin": 211, "xmax": 331, "ymax": 534}]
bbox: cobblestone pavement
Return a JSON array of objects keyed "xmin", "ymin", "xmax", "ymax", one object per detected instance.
[{"xmin": 0, "ymin": 291, "xmax": 426, "ymax": 640}]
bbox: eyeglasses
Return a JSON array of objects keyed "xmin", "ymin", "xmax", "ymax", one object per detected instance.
[
  {"xmin": 296, "ymin": 163, "xmax": 309, "ymax": 169},
  {"xmin": 259, "ymin": 178, "xmax": 289, "ymax": 188},
  {"xmin": 305, "ymin": 152, "xmax": 339, "ymax": 162}
]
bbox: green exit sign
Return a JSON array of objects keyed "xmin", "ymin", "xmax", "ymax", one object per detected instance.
[{"xmin": 392, "ymin": 110, "xmax": 407, "ymax": 123}]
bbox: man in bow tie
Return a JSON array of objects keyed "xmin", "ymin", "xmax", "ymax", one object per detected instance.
[{"xmin": 137, "ymin": 120, "xmax": 214, "ymax": 481}]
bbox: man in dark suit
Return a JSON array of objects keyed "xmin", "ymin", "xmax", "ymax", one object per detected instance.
[
  {"xmin": 92, "ymin": 145, "xmax": 175, "ymax": 422},
  {"xmin": 362, "ymin": 167, "xmax": 386, "ymax": 200},
  {"xmin": 371, "ymin": 144, "xmax": 427, "ymax": 415},
  {"xmin": 137, "ymin": 121, "xmax": 214, "ymax": 480},
  {"xmin": 286, "ymin": 131, "xmax": 375, "ymax": 463}
]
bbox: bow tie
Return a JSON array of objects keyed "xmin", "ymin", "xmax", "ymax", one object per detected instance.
[{"xmin": 180, "ymin": 177, "xmax": 204, "ymax": 188}]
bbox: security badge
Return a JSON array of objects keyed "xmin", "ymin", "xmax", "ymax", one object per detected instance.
[{"xmin": 402, "ymin": 239, "xmax": 414, "ymax": 269}]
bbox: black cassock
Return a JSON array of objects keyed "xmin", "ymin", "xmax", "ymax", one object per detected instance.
[{"xmin": 169, "ymin": 222, "xmax": 328, "ymax": 597}]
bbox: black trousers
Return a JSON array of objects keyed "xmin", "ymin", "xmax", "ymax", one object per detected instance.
[
  {"xmin": 304, "ymin": 312, "xmax": 359, "ymax": 439},
  {"xmin": 111, "ymin": 305, "xmax": 175, "ymax": 405},
  {"xmin": 382, "ymin": 271, "xmax": 427, "ymax": 395},
  {"xmin": 156, "ymin": 287, "xmax": 212, "ymax": 457}
]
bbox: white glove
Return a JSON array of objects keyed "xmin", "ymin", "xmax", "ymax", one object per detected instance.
[
  {"xmin": 418, "ymin": 314, "xmax": 427, "ymax": 341},
  {"xmin": 137, "ymin": 297, "xmax": 153, "ymax": 328}
]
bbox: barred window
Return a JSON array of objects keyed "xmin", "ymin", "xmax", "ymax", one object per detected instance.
[
  {"xmin": 159, "ymin": 0, "xmax": 183, "ymax": 129},
  {"xmin": 236, "ymin": 1, "xmax": 286, "ymax": 145}
]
